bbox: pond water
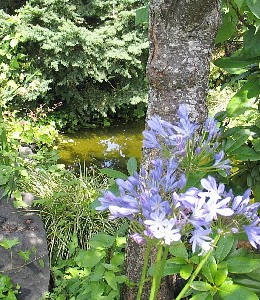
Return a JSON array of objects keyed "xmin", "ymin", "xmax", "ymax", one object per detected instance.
[{"xmin": 57, "ymin": 120, "xmax": 145, "ymax": 172}]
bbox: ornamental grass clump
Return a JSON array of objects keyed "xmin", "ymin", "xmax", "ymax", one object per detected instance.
[
  {"xmin": 97, "ymin": 105, "xmax": 260, "ymax": 300},
  {"xmin": 20, "ymin": 164, "xmax": 124, "ymax": 263}
]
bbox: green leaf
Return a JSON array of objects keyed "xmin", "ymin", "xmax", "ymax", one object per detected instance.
[
  {"xmin": 185, "ymin": 172, "xmax": 206, "ymax": 189},
  {"xmin": 214, "ymin": 234, "xmax": 235, "ymax": 263},
  {"xmin": 226, "ymin": 257, "xmax": 260, "ymax": 273},
  {"xmin": 252, "ymin": 182, "xmax": 260, "ymax": 202},
  {"xmin": 190, "ymin": 281, "xmax": 212, "ymax": 291},
  {"xmin": 246, "ymin": 0, "xmax": 260, "ymax": 18},
  {"xmin": 223, "ymin": 126, "xmax": 245, "ymax": 138},
  {"xmin": 252, "ymin": 139, "xmax": 260, "ymax": 151},
  {"xmin": 135, "ymin": 5, "xmax": 148, "ymax": 26},
  {"xmin": 104, "ymin": 271, "xmax": 118, "ymax": 290},
  {"xmin": 234, "ymin": 0, "xmax": 245, "ymax": 9},
  {"xmin": 110, "ymin": 252, "xmax": 125, "ymax": 267},
  {"xmin": 74, "ymin": 249, "xmax": 106, "ymax": 268},
  {"xmin": 224, "ymin": 132, "xmax": 250, "ymax": 153},
  {"xmin": 88, "ymin": 233, "xmax": 115, "ymax": 249},
  {"xmin": 163, "ymin": 261, "xmax": 185, "ymax": 276},
  {"xmin": 38, "ymin": 259, "xmax": 45, "ymax": 268},
  {"xmin": 180, "ymin": 264, "xmax": 193, "ymax": 280},
  {"xmin": 190, "ymin": 292, "xmax": 213, "ymax": 300},
  {"xmin": 218, "ymin": 282, "xmax": 259, "ymax": 300},
  {"xmin": 103, "ymin": 263, "xmax": 120, "ymax": 272},
  {"xmin": 167, "ymin": 257, "xmax": 188, "ymax": 265},
  {"xmin": 244, "ymin": 26, "xmax": 260, "ymax": 58},
  {"xmin": 215, "ymin": 9, "xmax": 237, "ymax": 44},
  {"xmin": 233, "ymin": 277, "xmax": 260, "ymax": 294},
  {"xmin": 214, "ymin": 56, "xmax": 260, "ymax": 74},
  {"xmin": 127, "ymin": 157, "xmax": 137, "ymax": 176},
  {"xmin": 201, "ymin": 254, "xmax": 217, "ymax": 284},
  {"xmin": 100, "ymin": 168, "xmax": 127, "ymax": 180},
  {"xmin": 226, "ymin": 77, "xmax": 258, "ymax": 117},
  {"xmin": 245, "ymin": 267, "xmax": 260, "ymax": 282},
  {"xmin": 89, "ymin": 264, "xmax": 105, "ymax": 281},
  {"xmin": 230, "ymin": 145, "xmax": 260, "ymax": 161},
  {"xmin": 247, "ymin": 76, "xmax": 260, "ymax": 98},
  {"xmin": 214, "ymin": 267, "xmax": 228, "ymax": 286},
  {"xmin": 0, "ymin": 237, "xmax": 20, "ymax": 250},
  {"xmin": 169, "ymin": 241, "xmax": 188, "ymax": 260},
  {"xmin": 18, "ymin": 250, "xmax": 31, "ymax": 263}
]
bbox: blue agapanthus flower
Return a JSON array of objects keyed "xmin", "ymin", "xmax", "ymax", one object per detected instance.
[{"xmin": 97, "ymin": 105, "xmax": 260, "ymax": 253}]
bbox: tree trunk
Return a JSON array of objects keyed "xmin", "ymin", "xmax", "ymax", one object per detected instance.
[{"xmin": 123, "ymin": 1, "xmax": 222, "ymax": 299}]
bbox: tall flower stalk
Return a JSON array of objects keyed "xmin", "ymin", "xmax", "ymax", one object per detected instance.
[{"xmin": 97, "ymin": 105, "xmax": 260, "ymax": 299}]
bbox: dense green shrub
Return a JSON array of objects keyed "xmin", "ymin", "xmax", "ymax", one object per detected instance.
[{"xmin": 0, "ymin": 0, "xmax": 148, "ymax": 130}]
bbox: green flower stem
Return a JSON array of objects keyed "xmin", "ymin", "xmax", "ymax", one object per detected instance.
[
  {"xmin": 175, "ymin": 235, "xmax": 220, "ymax": 300},
  {"xmin": 137, "ymin": 238, "xmax": 152, "ymax": 300},
  {"xmin": 153, "ymin": 245, "xmax": 169, "ymax": 298},
  {"xmin": 149, "ymin": 244, "xmax": 164, "ymax": 300}
]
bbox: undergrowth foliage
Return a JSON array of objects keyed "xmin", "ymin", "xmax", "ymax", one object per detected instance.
[{"xmin": 19, "ymin": 165, "xmax": 125, "ymax": 263}]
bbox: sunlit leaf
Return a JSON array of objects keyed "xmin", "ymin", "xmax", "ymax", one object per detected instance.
[
  {"xmin": 246, "ymin": 0, "xmax": 260, "ymax": 18},
  {"xmin": 218, "ymin": 282, "xmax": 258, "ymax": 300}
]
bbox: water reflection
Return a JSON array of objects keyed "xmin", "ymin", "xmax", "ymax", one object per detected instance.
[{"xmin": 57, "ymin": 120, "xmax": 145, "ymax": 171}]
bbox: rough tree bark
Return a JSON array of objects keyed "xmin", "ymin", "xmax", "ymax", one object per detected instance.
[{"xmin": 123, "ymin": 1, "xmax": 222, "ymax": 299}]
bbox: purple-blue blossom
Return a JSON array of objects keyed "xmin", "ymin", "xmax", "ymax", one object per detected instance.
[
  {"xmin": 190, "ymin": 228, "xmax": 213, "ymax": 254},
  {"xmin": 244, "ymin": 218, "xmax": 260, "ymax": 249},
  {"xmin": 97, "ymin": 105, "xmax": 260, "ymax": 253}
]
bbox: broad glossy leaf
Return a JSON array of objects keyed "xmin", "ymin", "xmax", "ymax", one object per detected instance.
[
  {"xmin": 218, "ymin": 282, "xmax": 258, "ymax": 300},
  {"xmin": 226, "ymin": 257, "xmax": 260, "ymax": 273},
  {"xmin": 167, "ymin": 257, "xmax": 187, "ymax": 265},
  {"xmin": 89, "ymin": 264, "xmax": 104, "ymax": 281},
  {"xmin": 74, "ymin": 249, "xmax": 106, "ymax": 268},
  {"xmin": 190, "ymin": 292, "xmax": 213, "ymax": 300},
  {"xmin": 224, "ymin": 133, "xmax": 250, "ymax": 153},
  {"xmin": 234, "ymin": 0, "xmax": 245, "ymax": 9},
  {"xmin": 247, "ymin": 75, "xmax": 260, "ymax": 98},
  {"xmin": 89, "ymin": 233, "xmax": 115, "ymax": 249},
  {"xmin": 190, "ymin": 281, "xmax": 212, "ymax": 291},
  {"xmin": 169, "ymin": 241, "xmax": 188, "ymax": 260},
  {"xmin": 201, "ymin": 254, "xmax": 217, "ymax": 284},
  {"xmin": 110, "ymin": 252, "xmax": 125, "ymax": 267},
  {"xmin": 246, "ymin": 267, "xmax": 260, "ymax": 281},
  {"xmin": 226, "ymin": 77, "xmax": 258, "ymax": 117},
  {"xmin": 214, "ymin": 268, "xmax": 228, "ymax": 286},
  {"xmin": 246, "ymin": 0, "xmax": 260, "ymax": 18},
  {"xmin": 233, "ymin": 277, "xmax": 260, "ymax": 294},
  {"xmin": 252, "ymin": 182, "xmax": 260, "ymax": 202},
  {"xmin": 215, "ymin": 9, "xmax": 237, "ymax": 44},
  {"xmin": 223, "ymin": 126, "xmax": 245, "ymax": 138},
  {"xmin": 214, "ymin": 56, "xmax": 260, "ymax": 74},
  {"xmin": 180, "ymin": 264, "xmax": 193, "ymax": 280},
  {"xmin": 252, "ymin": 138, "xmax": 260, "ymax": 151},
  {"xmin": 163, "ymin": 260, "xmax": 185, "ymax": 276},
  {"xmin": 185, "ymin": 172, "xmax": 206, "ymax": 189},
  {"xmin": 230, "ymin": 145, "xmax": 260, "ymax": 161},
  {"xmin": 104, "ymin": 271, "xmax": 118, "ymax": 290},
  {"xmin": 214, "ymin": 234, "xmax": 235, "ymax": 263},
  {"xmin": 244, "ymin": 26, "xmax": 260, "ymax": 58}
]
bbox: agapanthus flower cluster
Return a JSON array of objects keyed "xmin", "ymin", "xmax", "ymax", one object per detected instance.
[
  {"xmin": 143, "ymin": 105, "xmax": 231, "ymax": 175},
  {"xmin": 97, "ymin": 159, "xmax": 260, "ymax": 253},
  {"xmin": 97, "ymin": 105, "xmax": 260, "ymax": 253}
]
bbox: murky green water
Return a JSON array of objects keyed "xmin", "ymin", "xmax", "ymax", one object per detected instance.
[{"xmin": 57, "ymin": 120, "xmax": 145, "ymax": 171}]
